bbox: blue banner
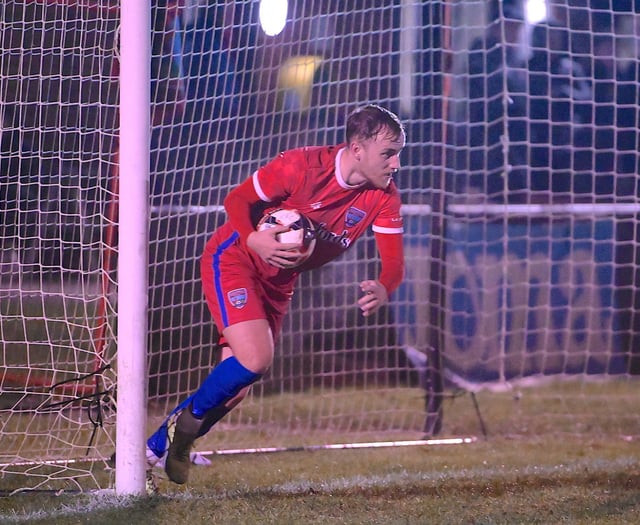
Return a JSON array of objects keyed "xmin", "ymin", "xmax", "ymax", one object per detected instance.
[{"xmin": 396, "ymin": 216, "xmax": 627, "ymax": 382}]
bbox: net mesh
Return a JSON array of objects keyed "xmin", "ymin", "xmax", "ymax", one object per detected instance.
[
  {"xmin": 1, "ymin": 0, "xmax": 119, "ymax": 491},
  {"xmin": 1, "ymin": 0, "xmax": 639, "ymax": 493}
]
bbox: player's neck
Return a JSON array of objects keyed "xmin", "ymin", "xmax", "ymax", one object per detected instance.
[{"xmin": 338, "ymin": 147, "xmax": 366, "ymax": 187}]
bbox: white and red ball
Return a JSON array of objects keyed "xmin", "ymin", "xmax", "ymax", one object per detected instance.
[{"xmin": 257, "ymin": 208, "xmax": 316, "ymax": 268}]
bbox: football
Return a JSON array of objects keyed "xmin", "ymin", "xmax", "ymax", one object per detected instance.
[{"xmin": 257, "ymin": 208, "xmax": 316, "ymax": 268}]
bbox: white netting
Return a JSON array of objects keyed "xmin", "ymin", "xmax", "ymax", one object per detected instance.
[
  {"xmin": 441, "ymin": 0, "xmax": 639, "ymax": 436},
  {"xmin": 0, "ymin": 0, "xmax": 119, "ymax": 492},
  {"xmin": 145, "ymin": 0, "xmax": 431, "ymax": 453},
  {"xmin": 2, "ymin": 0, "xmax": 640, "ymax": 493}
]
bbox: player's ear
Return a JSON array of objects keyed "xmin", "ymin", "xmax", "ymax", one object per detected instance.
[{"xmin": 350, "ymin": 140, "xmax": 363, "ymax": 161}]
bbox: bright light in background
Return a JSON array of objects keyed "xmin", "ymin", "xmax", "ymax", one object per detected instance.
[
  {"xmin": 259, "ymin": 0, "xmax": 288, "ymax": 36},
  {"xmin": 525, "ymin": 0, "xmax": 548, "ymax": 24}
]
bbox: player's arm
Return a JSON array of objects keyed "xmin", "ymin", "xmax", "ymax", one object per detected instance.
[
  {"xmin": 224, "ymin": 176, "xmax": 301, "ymax": 267},
  {"xmin": 358, "ymin": 232, "xmax": 405, "ymax": 317},
  {"xmin": 223, "ymin": 176, "xmax": 263, "ymax": 241}
]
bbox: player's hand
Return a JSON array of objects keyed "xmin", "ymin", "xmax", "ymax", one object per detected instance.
[
  {"xmin": 357, "ymin": 279, "xmax": 388, "ymax": 317},
  {"xmin": 247, "ymin": 227, "xmax": 304, "ymax": 269}
]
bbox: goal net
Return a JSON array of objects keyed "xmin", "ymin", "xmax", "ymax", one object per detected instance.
[
  {"xmin": 444, "ymin": 0, "xmax": 639, "ymax": 436},
  {"xmin": 1, "ymin": 0, "xmax": 639, "ymax": 493}
]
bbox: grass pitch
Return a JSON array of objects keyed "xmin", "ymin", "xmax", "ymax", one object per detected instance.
[
  {"xmin": 1, "ymin": 437, "xmax": 639, "ymax": 524},
  {"xmin": 1, "ymin": 381, "xmax": 639, "ymax": 524}
]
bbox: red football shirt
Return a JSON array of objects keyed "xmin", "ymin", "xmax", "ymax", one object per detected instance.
[
  {"xmin": 201, "ymin": 144, "xmax": 404, "ymax": 334},
  {"xmin": 251, "ymin": 144, "xmax": 404, "ymax": 272}
]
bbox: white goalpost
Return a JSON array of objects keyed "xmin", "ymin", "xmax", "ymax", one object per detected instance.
[
  {"xmin": 1, "ymin": 0, "xmax": 640, "ymax": 495},
  {"xmin": 116, "ymin": 0, "xmax": 150, "ymax": 496}
]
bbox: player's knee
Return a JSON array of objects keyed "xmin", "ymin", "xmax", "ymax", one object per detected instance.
[
  {"xmin": 236, "ymin": 348, "xmax": 273, "ymax": 375},
  {"xmin": 223, "ymin": 319, "xmax": 275, "ymax": 374},
  {"xmin": 251, "ymin": 357, "xmax": 273, "ymax": 375}
]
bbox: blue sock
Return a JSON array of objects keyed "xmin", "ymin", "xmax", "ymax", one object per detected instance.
[
  {"xmin": 147, "ymin": 397, "xmax": 192, "ymax": 457},
  {"xmin": 190, "ymin": 356, "xmax": 261, "ymax": 418},
  {"xmin": 146, "ymin": 357, "xmax": 261, "ymax": 457}
]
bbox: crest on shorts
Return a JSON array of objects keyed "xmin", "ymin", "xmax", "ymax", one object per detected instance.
[
  {"xmin": 227, "ymin": 288, "xmax": 248, "ymax": 309},
  {"xmin": 345, "ymin": 207, "xmax": 365, "ymax": 228}
]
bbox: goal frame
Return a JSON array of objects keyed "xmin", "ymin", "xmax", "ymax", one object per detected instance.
[
  {"xmin": 4, "ymin": 0, "xmax": 638, "ymax": 497},
  {"xmin": 115, "ymin": 0, "xmax": 150, "ymax": 496}
]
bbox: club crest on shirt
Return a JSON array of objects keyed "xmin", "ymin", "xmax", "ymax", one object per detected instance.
[
  {"xmin": 345, "ymin": 207, "xmax": 366, "ymax": 228},
  {"xmin": 227, "ymin": 288, "xmax": 248, "ymax": 309}
]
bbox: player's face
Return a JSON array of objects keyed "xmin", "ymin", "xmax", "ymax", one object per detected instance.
[{"xmin": 358, "ymin": 129, "xmax": 405, "ymax": 189}]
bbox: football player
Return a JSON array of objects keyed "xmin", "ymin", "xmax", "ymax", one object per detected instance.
[{"xmin": 147, "ymin": 104, "xmax": 407, "ymax": 484}]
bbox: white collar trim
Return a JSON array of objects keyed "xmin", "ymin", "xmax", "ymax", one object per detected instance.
[{"xmin": 335, "ymin": 147, "xmax": 366, "ymax": 190}]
